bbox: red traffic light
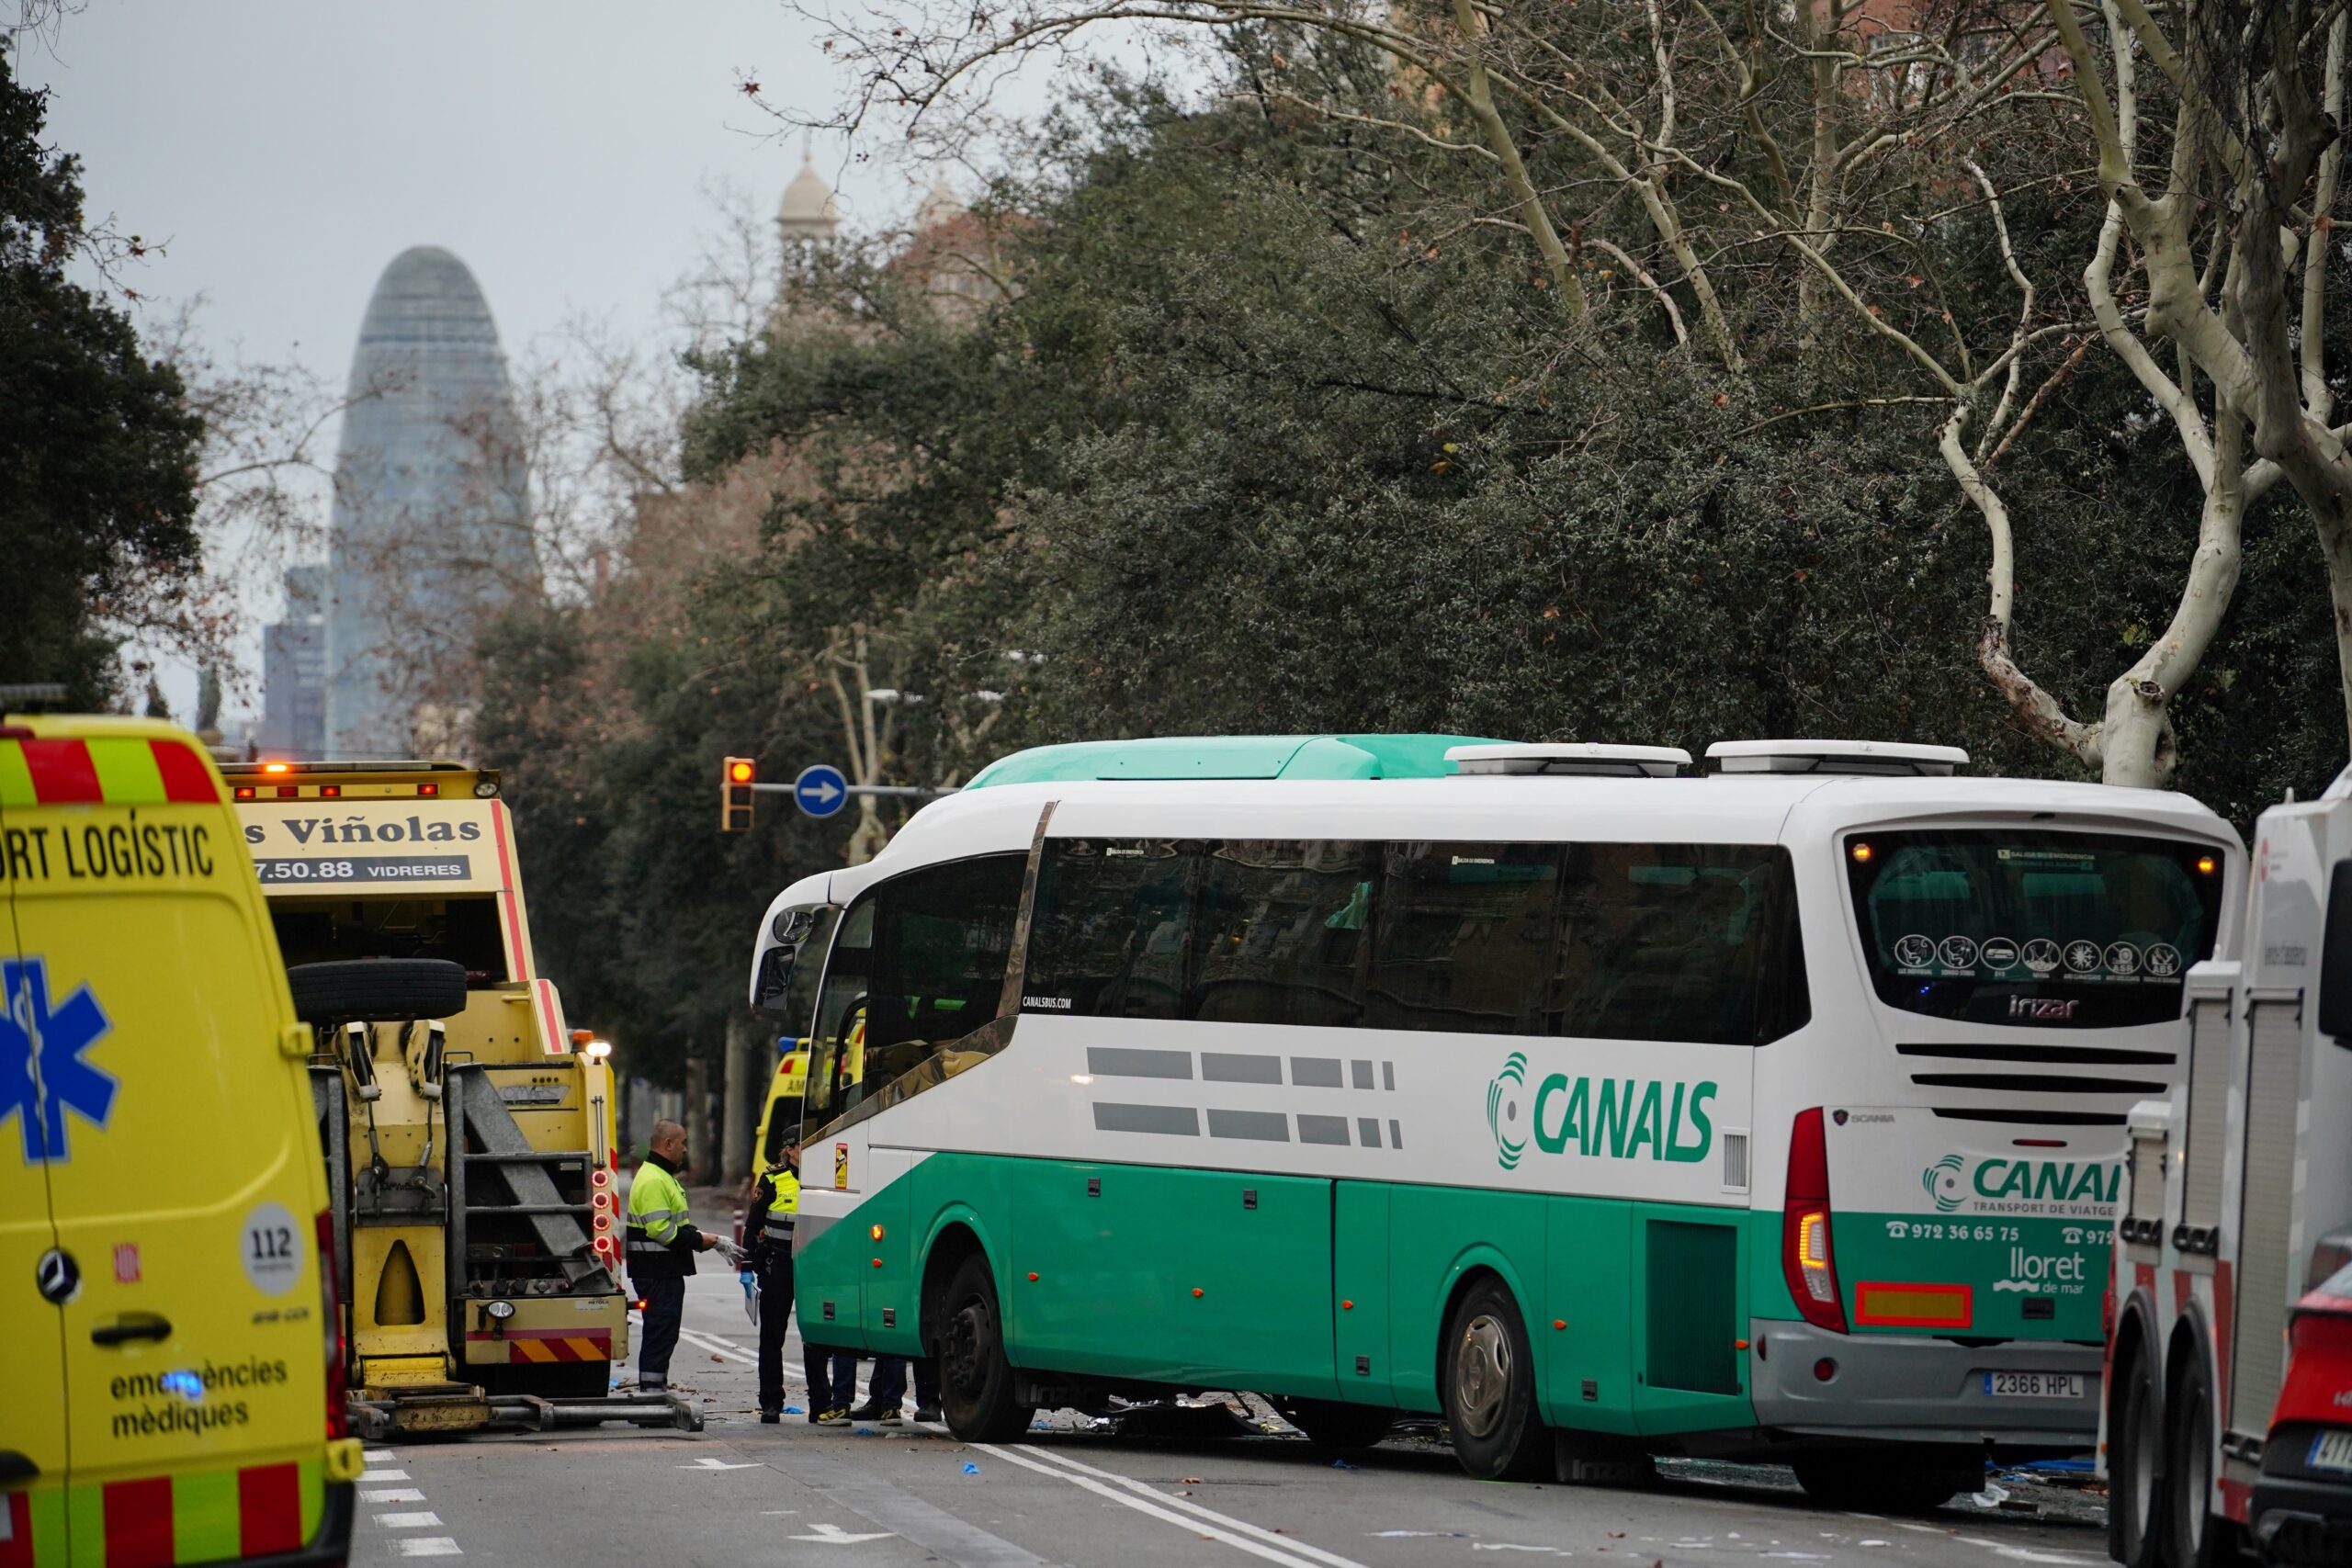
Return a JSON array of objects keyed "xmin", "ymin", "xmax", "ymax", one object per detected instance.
[{"xmin": 720, "ymin": 756, "xmax": 756, "ymax": 832}]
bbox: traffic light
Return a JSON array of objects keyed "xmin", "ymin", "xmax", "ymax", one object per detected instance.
[{"xmin": 721, "ymin": 756, "xmax": 756, "ymax": 832}]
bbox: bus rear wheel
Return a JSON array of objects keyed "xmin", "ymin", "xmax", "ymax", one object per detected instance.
[
  {"xmin": 1273, "ymin": 1397, "xmax": 1394, "ymax": 1450},
  {"xmin": 936, "ymin": 1252, "xmax": 1034, "ymax": 1444},
  {"xmin": 2109, "ymin": 1337, "xmax": 2166, "ymax": 1568},
  {"xmin": 1442, "ymin": 1279, "xmax": 1548, "ymax": 1481}
]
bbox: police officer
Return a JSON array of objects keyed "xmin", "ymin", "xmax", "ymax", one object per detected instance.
[
  {"xmin": 624, "ymin": 1119, "xmax": 719, "ymax": 1394},
  {"xmin": 741, "ymin": 1126, "xmax": 806, "ymax": 1423}
]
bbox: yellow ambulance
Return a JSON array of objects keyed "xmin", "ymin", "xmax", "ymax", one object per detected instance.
[{"xmin": 1, "ymin": 715, "xmax": 361, "ymax": 1566}]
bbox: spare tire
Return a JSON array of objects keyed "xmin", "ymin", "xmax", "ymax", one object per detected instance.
[{"xmin": 287, "ymin": 959, "xmax": 468, "ymax": 1025}]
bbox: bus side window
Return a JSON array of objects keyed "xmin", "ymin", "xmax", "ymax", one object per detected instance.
[
  {"xmin": 1365, "ymin": 842, "xmax": 1559, "ymax": 1034},
  {"xmin": 1024, "ymin": 840, "xmax": 1193, "ymax": 1019},
  {"xmin": 858, "ymin": 852, "xmax": 1026, "ymax": 1103},
  {"xmin": 1550, "ymin": 845, "xmax": 1806, "ymax": 1045},
  {"xmin": 1193, "ymin": 840, "xmax": 1376, "ymax": 1029},
  {"xmin": 805, "ymin": 899, "xmax": 876, "ymax": 1130}
]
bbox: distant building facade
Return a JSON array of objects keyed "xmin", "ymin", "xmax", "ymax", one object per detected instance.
[
  {"xmin": 324, "ymin": 246, "xmax": 534, "ymax": 758},
  {"xmin": 255, "ymin": 565, "xmax": 326, "ymax": 759}
]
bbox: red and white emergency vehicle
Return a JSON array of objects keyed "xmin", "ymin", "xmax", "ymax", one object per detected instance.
[{"xmin": 2103, "ymin": 773, "xmax": 2352, "ymax": 1568}]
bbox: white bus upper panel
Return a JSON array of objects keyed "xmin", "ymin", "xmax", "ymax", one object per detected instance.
[{"xmin": 865, "ymin": 773, "xmax": 2238, "ymax": 855}]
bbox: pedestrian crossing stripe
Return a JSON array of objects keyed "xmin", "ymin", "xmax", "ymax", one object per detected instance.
[
  {"xmin": 0, "ymin": 738, "xmax": 220, "ymax": 807},
  {"xmin": 0, "ymin": 1457, "xmax": 322, "ymax": 1566}
]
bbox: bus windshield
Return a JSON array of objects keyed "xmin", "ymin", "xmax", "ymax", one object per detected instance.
[{"xmin": 1844, "ymin": 829, "xmax": 2223, "ymax": 1027}]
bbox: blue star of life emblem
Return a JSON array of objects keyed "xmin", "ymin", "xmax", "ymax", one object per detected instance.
[{"xmin": 1, "ymin": 958, "xmax": 118, "ymax": 1163}]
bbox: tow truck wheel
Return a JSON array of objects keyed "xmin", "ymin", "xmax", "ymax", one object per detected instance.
[
  {"xmin": 936, "ymin": 1253, "xmax": 1034, "ymax": 1443},
  {"xmin": 2109, "ymin": 1337, "xmax": 2166, "ymax": 1568},
  {"xmin": 1442, "ymin": 1278, "xmax": 1549, "ymax": 1481},
  {"xmin": 2165, "ymin": 1349, "xmax": 2244, "ymax": 1568},
  {"xmin": 1791, "ymin": 1453, "xmax": 1976, "ymax": 1513}
]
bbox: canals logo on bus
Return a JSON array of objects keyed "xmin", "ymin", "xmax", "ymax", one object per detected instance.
[
  {"xmin": 1921, "ymin": 1155, "xmax": 2122, "ymax": 1213},
  {"xmin": 1487, "ymin": 1053, "xmax": 1716, "ymax": 1169}
]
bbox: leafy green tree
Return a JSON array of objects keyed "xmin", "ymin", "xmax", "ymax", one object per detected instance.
[{"xmin": 0, "ymin": 50, "xmax": 200, "ymax": 705}]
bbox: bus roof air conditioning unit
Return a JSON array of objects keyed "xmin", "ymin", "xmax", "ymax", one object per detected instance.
[
  {"xmin": 1704, "ymin": 739, "xmax": 1968, "ymax": 776},
  {"xmin": 1443, "ymin": 742, "xmax": 1691, "ymax": 778}
]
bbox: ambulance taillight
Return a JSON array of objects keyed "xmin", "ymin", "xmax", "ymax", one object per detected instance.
[{"xmin": 317, "ymin": 1207, "xmax": 349, "ymax": 1438}]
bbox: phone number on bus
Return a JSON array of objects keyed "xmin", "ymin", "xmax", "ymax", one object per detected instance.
[{"xmin": 253, "ymin": 855, "xmax": 470, "ymax": 884}]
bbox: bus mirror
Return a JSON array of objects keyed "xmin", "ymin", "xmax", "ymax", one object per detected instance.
[
  {"xmin": 2319, "ymin": 860, "xmax": 2352, "ymax": 1045},
  {"xmin": 754, "ymin": 946, "xmax": 797, "ymax": 1016}
]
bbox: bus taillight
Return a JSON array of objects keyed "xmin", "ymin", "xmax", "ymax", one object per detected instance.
[{"xmin": 1782, "ymin": 1108, "xmax": 1848, "ymax": 1333}]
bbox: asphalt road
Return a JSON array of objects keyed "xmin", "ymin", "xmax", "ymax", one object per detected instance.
[{"xmin": 346, "ymin": 1269, "xmax": 2116, "ymax": 1568}]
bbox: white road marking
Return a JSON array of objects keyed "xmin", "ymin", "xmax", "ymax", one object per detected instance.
[
  {"xmin": 374, "ymin": 1513, "xmax": 443, "ymax": 1529},
  {"xmin": 362, "ymin": 1489, "xmax": 425, "ymax": 1504},
  {"xmin": 363, "ymin": 1450, "xmax": 396, "ymax": 1461},
  {"xmin": 389, "ymin": 1540, "xmax": 462, "ymax": 1559},
  {"xmin": 358, "ymin": 1469, "xmax": 409, "ymax": 1482},
  {"xmin": 1018, "ymin": 1444, "xmax": 1369, "ymax": 1568},
  {"xmin": 982, "ymin": 1444, "xmax": 1366, "ymax": 1568},
  {"xmin": 679, "ymin": 1457, "xmax": 765, "ymax": 1472},
  {"xmin": 1956, "ymin": 1541, "xmax": 2099, "ymax": 1566},
  {"xmin": 674, "ymin": 1327, "xmax": 757, "ymax": 1365},
  {"xmin": 791, "ymin": 1523, "xmax": 896, "ymax": 1544}
]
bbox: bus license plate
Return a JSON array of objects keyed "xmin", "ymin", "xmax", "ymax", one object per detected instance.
[
  {"xmin": 1982, "ymin": 1372, "xmax": 2084, "ymax": 1399},
  {"xmin": 2311, "ymin": 1431, "xmax": 2352, "ymax": 1472}
]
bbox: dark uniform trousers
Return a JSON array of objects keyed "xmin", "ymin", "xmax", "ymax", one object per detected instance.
[{"xmin": 755, "ymin": 1247, "xmax": 796, "ymax": 1414}]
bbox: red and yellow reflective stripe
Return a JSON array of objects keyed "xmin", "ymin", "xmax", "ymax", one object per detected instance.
[
  {"xmin": 0, "ymin": 738, "xmax": 220, "ymax": 808},
  {"xmin": 0, "ymin": 1458, "xmax": 318, "ymax": 1567},
  {"xmin": 461, "ymin": 1326, "xmax": 613, "ymax": 1362}
]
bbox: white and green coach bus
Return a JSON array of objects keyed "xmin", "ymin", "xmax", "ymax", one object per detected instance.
[{"xmin": 749, "ymin": 736, "xmax": 2241, "ymax": 1507}]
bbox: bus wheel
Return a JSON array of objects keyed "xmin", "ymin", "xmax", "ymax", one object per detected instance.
[
  {"xmin": 936, "ymin": 1253, "xmax": 1035, "ymax": 1444},
  {"xmin": 1273, "ymin": 1397, "xmax": 1394, "ymax": 1450},
  {"xmin": 2166, "ymin": 1349, "xmax": 2242, "ymax": 1568},
  {"xmin": 1442, "ymin": 1279, "xmax": 1548, "ymax": 1481},
  {"xmin": 2109, "ymin": 1337, "xmax": 2166, "ymax": 1568},
  {"xmin": 1791, "ymin": 1453, "xmax": 1974, "ymax": 1513}
]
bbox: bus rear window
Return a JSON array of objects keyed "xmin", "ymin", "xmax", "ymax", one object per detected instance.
[{"xmin": 1845, "ymin": 830, "xmax": 2223, "ymax": 1027}]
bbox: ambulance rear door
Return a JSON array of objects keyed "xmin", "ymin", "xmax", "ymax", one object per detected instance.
[
  {"xmin": 14, "ymin": 728, "xmax": 332, "ymax": 1563},
  {"xmin": 1, "ymin": 726, "xmax": 72, "ymax": 1562}
]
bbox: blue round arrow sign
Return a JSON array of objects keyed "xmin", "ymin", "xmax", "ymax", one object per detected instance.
[{"xmin": 793, "ymin": 763, "xmax": 850, "ymax": 819}]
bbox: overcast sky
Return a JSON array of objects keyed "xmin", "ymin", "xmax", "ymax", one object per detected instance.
[{"xmin": 17, "ymin": 0, "xmax": 948, "ymax": 728}]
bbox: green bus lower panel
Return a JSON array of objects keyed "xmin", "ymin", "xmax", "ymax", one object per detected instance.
[
  {"xmin": 1386, "ymin": 1184, "xmax": 1547, "ymax": 1415},
  {"xmin": 1646, "ymin": 1219, "xmax": 1740, "ymax": 1394},
  {"xmin": 1334, "ymin": 1181, "xmax": 1394, "ymax": 1404},
  {"xmin": 795, "ymin": 1149, "xmax": 1766, "ymax": 1437},
  {"xmin": 796, "ymin": 1203, "xmax": 871, "ymax": 1351},
  {"xmin": 1007, "ymin": 1157, "xmax": 1340, "ymax": 1397},
  {"xmin": 1544, "ymin": 1198, "xmax": 1636, "ymax": 1434},
  {"xmin": 861, "ymin": 1175, "xmax": 921, "ymax": 1355},
  {"xmin": 1633, "ymin": 1206, "xmax": 1752, "ymax": 1436}
]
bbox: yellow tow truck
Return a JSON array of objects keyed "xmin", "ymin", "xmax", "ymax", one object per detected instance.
[{"xmin": 226, "ymin": 759, "xmax": 695, "ymax": 1438}]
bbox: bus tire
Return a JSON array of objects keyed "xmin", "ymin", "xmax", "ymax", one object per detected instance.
[
  {"xmin": 2109, "ymin": 1335, "xmax": 2166, "ymax": 1568},
  {"xmin": 936, "ymin": 1252, "xmax": 1034, "ymax": 1444},
  {"xmin": 2166, "ymin": 1347, "xmax": 2243, "ymax": 1568},
  {"xmin": 1791, "ymin": 1452, "xmax": 1974, "ymax": 1513},
  {"xmin": 1274, "ymin": 1397, "xmax": 1394, "ymax": 1450},
  {"xmin": 1442, "ymin": 1278, "xmax": 1548, "ymax": 1481}
]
